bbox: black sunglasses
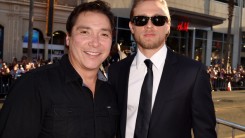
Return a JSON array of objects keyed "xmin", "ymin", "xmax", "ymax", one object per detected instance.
[{"xmin": 132, "ymin": 16, "xmax": 168, "ymax": 26}]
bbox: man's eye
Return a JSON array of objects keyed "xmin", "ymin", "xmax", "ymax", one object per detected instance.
[
  {"xmin": 102, "ymin": 33, "xmax": 109, "ymax": 37},
  {"xmin": 101, "ymin": 33, "xmax": 111, "ymax": 38},
  {"xmin": 80, "ymin": 31, "xmax": 88, "ymax": 34}
]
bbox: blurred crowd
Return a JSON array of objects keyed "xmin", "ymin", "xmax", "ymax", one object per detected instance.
[
  {"xmin": 208, "ymin": 64, "xmax": 245, "ymax": 91},
  {"xmin": 1, "ymin": 54, "xmax": 245, "ymax": 92},
  {"xmin": 0, "ymin": 56, "xmax": 51, "ymax": 81}
]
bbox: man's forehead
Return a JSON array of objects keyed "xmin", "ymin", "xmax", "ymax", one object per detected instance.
[
  {"xmin": 133, "ymin": 0, "xmax": 170, "ymax": 19},
  {"xmin": 134, "ymin": 3, "xmax": 166, "ymax": 14},
  {"xmin": 134, "ymin": 1, "xmax": 165, "ymax": 10}
]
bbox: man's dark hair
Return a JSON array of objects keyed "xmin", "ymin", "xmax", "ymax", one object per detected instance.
[{"xmin": 66, "ymin": 0, "xmax": 115, "ymax": 35}]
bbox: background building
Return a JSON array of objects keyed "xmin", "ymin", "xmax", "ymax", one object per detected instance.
[{"xmin": 0, "ymin": 0, "xmax": 244, "ymax": 68}]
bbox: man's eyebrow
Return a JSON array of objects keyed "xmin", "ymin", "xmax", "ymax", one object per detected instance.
[
  {"xmin": 76, "ymin": 25, "xmax": 112, "ymax": 32},
  {"xmin": 101, "ymin": 28, "xmax": 112, "ymax": 32},
  {"xmin": 76, "ymin": 26, "xmax": 90, "ymax": 30}
]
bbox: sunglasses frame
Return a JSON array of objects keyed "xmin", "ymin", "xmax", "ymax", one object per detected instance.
[{"xmin": 132, "ymin": 16, "xmax": 168, "ymax": 26}]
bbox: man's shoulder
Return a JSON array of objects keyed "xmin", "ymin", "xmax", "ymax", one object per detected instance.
[
  {"xmin": 169, "ymin": 50, "xmax": 202, "ymax": 67},
  {"xmin": 18, "ymin": 62, "xmax": 62, "ymax": 83},
  {"xmin": 108, "ymin": 55, "xmax": 134, "ymax": 80},
  {"xmin": 166, "ymin": 49, "xmax": 205, "ymax": 73},
  {"xmin": 27, "ymin": 63, "xmax": 60, "ymax": 76},
  {"xmin": 111, "ymin": 54, "xmax": 135, "ymax": 67}
]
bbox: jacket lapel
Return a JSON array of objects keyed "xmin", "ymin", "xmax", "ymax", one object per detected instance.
[{"xmin": 150, "ymin": 49, "xmax": 178, "ymax": 123}]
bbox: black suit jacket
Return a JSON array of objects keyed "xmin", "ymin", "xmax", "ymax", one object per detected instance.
[{"xmin": 108, "ymin": 48, "xmax": 217, "ymax": 138}]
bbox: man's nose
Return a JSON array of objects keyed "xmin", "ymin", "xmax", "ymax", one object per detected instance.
[{"xmin": 88, "ymin": 35, "xmax": 100, "ymax": 47}]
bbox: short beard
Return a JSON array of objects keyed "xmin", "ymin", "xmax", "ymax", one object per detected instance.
[
  {"xmin": 138, "ymin": 41, "xmax": 159, "ymax": 49},
  {"xmin": 137, "ymin": 37, "xmax": 165, "ymax": 50},
  {"xmin": 133, "ymin": 32, "xmax": 169, "ymax": 50}
]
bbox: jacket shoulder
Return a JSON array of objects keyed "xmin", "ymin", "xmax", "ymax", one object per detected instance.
[
  {"xmin": 169, "ymin": 50, "xmax": 204, "ymax": 69},
  {"xmin": 109, "ymin": 54, "xmax": 134, "ymax": 70}
]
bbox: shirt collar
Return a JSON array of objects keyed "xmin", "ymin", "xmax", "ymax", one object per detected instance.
[
  {"xmin": 60, "ymin": 54, "xmax": 83, "ymax": 83},
  {"xmin": 59, "ymin": 54, "xmax": 105, "ymax": 91},
  {"xmin": 136, "ymin": 45, "xmax": 167, "ymax": 70}
]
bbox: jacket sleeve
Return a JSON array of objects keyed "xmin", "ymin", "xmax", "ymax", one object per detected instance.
[
  {"xmin": 0, "ymin": 75, "xmax": 42, "ymax": 138},
  {"xmin": 192, "ymin": 64, "xmax": 217, "ymax": 138}
]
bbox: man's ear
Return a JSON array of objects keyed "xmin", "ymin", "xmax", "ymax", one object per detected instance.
[
  {"xmin": 66, "ymin": 34, "xmax": 70, "ymax": 46},
  {"xmin": 165, "ymin": 23, "xmax": 171, "ymax": 39},
  {"xmin": 129, "ymin": 22, "xmax": 134, "ymax": 34}
]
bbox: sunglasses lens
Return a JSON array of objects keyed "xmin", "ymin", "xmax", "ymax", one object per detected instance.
[
  {"xmin": 132, "ymin": 16, "xmax": 167, "ymax": 26},
  {"xmin": 132, "ymin": 16, "xmax": 149, "ymax": 26},
  {"xmin": 152, "ymin": 16, "xmax": 167, "ymax": 26}
]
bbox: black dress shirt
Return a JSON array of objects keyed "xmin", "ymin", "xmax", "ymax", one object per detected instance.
[{"xmin": 0, "ymin": 54, "xmax": 119, "ymax": 138}]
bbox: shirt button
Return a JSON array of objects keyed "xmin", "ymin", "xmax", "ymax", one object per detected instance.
[{"xmin": 127, "ymin": 105, "xmax": 135, "ymax": 110}]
